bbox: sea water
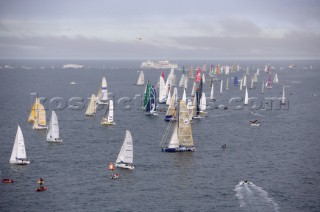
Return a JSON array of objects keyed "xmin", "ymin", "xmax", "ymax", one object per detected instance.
[{"xmin": 0, "ymin": 60, "xmax": 319, "ymax": 211}]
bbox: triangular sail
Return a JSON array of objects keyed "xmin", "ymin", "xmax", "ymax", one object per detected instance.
[
  {"xmin": 244, "ymin": 87, "xmax": 249, "ymax": 105},
  {"xmin": 210, "ymin": 82, "xmax": 215, "ymax": 100},
  {"xmin": 137, "ymin": 71, "xmax": 145, "ymax": 85},
  {"xmin": 28, "ymin": 98, "xmax": 39, "ymax": 123},
  {"xmin": 143, "ymin": 82, "xmax": 151, "ymax": 108},
  {"xmin": 46, "ymin": 111, "xmax": 60, "ymax": 141},
  {"xmin": 10, "ymin": 126, "xmax": 28, "ymax": 163},
  {"xmin": 168, "ymin": 123, "xmax": 179, "ymax": 148},
  {"xmin": 178, "ymin": 100, "xmax": 194, "ymax": 147},
  {"xmin": 116, "ymin": 130, "xmax": 133, "ymax": 164},
  {"xmin": 200, "ymin": 92, "xmax": 206, "ymax": 112},
  {"xmin": 33, "ymin": 100, "xmax": 47, "ymax": 129},
  {"xmin": 158, "ymin": 74, "xmax": 167, "ymax": 103},
  {"xmin": 281, "ymin": 84, "xmax": 286, "ymax": 104},
  {"xmin": 85, "ymin": 94, "xmax": 97, "ymax": 116}
]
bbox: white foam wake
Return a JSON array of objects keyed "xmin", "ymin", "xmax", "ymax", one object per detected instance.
[{"xmin": 234, "ymin": 181, "xmax": 279, "ymax": 212}]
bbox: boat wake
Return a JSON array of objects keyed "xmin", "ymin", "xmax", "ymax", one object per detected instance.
[{"xmin": 234, "ymin": 181, "xmax": 279, "ymax": 212}]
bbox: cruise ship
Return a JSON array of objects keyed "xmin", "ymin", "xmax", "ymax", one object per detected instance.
[{"xmin": 140, "ymin": 60, "xmax": 178, "ymax": 69}]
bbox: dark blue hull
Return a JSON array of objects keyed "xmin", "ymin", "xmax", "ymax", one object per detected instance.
[{"xmin": 162, "ymin": 146, "xmax": 196, "ymax": 152}]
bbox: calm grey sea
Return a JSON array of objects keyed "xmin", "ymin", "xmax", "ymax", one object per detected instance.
[{"xmin": 0, "ymin": 60, "xmax": 319, "ymax": 212}]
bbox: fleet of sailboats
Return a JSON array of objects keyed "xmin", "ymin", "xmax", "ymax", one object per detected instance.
[{"xmin": 7, "ymin": 62, "xmax": 288, "ymax": 181}]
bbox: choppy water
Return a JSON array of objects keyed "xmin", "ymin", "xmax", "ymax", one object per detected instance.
[{"xmin": 0, "ymin": 60, "xmax": 319, "ymax": 211}]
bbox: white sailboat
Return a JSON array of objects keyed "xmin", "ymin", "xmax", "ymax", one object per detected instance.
[
  {"xmin": 226, "ymin": 77, "xmax": 229, "ymax": 90},
  {"xmin": 182, "ymin": 88, "xmax": 187, "ymax": 102},
  {"xmin": 158, "ymin": 74, "xmax": 167, "ymax": 104},
  {"xmin": 166, "ymin": 89, "xmax": 171, "ymax": 105},
  {"xmin": 136, "ymin": 71, "xmax": 145, "ymax": 86},
  {"xmin": 220, "ymin": 80, "xmax": 223, "ymax": 93},
  {"xmin": 200, "ymin": 92, "xmax": 207, "ymax": 113},
  {"xmin": 273, "ymin": 73, "xmax": 279, "ymax": 83},
  {"xmin": 115, "ymin": 130, "xmax": 134, "ymax": 170},
  {"xmin": 85, "ymin": 94, "xmax": 97, "ymax": 116},
  {"xmin": 161, "ymin": 100, "xmax": 195, "ymax": 152},
  {"xmin": 210, "ymin": 82, "xmax": 215, "ymax": 100},
  {"xmin": 10, "ymin": 126, "xmax": 30, "ymax": 165},
  {"xmin": 101, "ymin": 100, "xmax": 115, "ymax": 125},
  {"xmin": 179, "ymin": 73, "xmax": 186, "ymax": 87},
  {"xmin": 243, "ymin": 75, "xmax": 247, "ymax": 87},
  {"xmin": 46, "ymin": 111, "xmax": 62, "ymax": 142},
  {"xmin": 97, "ymin": 77, "xmax": 108, "ymax": 104},
  {"xmin": 261, "ymin": 80, "xmax": 265, "ymax": 94},
  {"xmin": 244, "ymin": 87, "xmax": 249, "ymax": 106},
  {"xmin": 191, "ymin": 81, "xmax": 196, "ymax": 97},
  {"xmin": 281, "ymin": 84, "xmax": 286, "ymax": 105}
]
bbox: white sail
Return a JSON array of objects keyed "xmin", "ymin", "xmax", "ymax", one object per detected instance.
[
  {"xmin": 210, "ymin": 82, "xmax": 215, "ymax": 100},
  {"xmin": 46, "ymin": 111, "xmax": 62, "ymax": 142},
  {"xmin": 250, "ymin": 76, "xmax": 254, "ymax": 89},
  {"xmin": 168, "ymin": 123, "xmax": 179, "ymax": 148},
  {"xmin": 256, "ymin": 68, "xmax": 260, "ymax": 75},
  {"xmin": 202, "ymin": 73, "xmax": 206, "ymax": 83},
  {"xmin": 182, "ymin": 88, "xmax": 187, "ymax": 102},
  {"xmin": 137, "ymin": 71, "xmax": 145, "ymax": 85},
  {"xmin": 101, "ymin": 100, "xmax": 115, "ymax": 125},
  {"xmin": 225, "ymin": 66, "xmax": 230, "ymax": 75},
  {"xmin": 166, "ymin": 89, "xmax": 171, "ymax": 105},
  {"xmin": 239, "ymin": 79, "xmax": 243, "ymax": 91},
  {"xmin": 243, "ymin": 75, "xmax": 247, "ymax": 87},
  {"xmin": 244, "ymin": 87, "xmax": 249, "ymax": 105},
  {"xmin": 96, "ymin": 77, "xmax": 108, "ymax": 104},
  {"xmin": 10, "ymin": 126, "xmax": 30, "ymax": 164},
  {"xmin": 179, "ymin": 74, "xmax": 186, "ymax": 87},
  {"xmin": 273, "ymin": 73, "xmax": 279, "ymax": 83},
  {"xmin": 226, "ymin": 77, "xmax": 229, "ymax": 90},
  {"xmin": 184, "ymin": 77, "xmax": 188, "ymax": 90},
  {"xmin": 261, "ymin": 80, "xmax": 265, "ymax": 94},
  {"xmin": 200, "ymin": 92, "xmax": 206, "ymax": 112},
  {"xmin": 167, "ymin": 68, "xmax": 177, "ymax": 87},
  {"xmin": 281, "ymin": 84, "xmax": 286, "ymax": 104},
  {"xmin": 85, "ymin": 94, "xmax": 97, "ymax": 116},
  {"xmin": 158, "ymin": 75, "xmax": 167, "ymax": 103},
  {"xmin": 115, "ymin": 130, "xmax": 134, "ymax": 169},
  {"xmin": 220, "ymin": 80, "xmax": 223, "ymax": 93},
  {"xmin": 191, "ymin": 82, "xmax": 196, "ymax": 97},
  {"xmin": 101, "ymin": 77, "xmax": 108, "ymax": 101}
]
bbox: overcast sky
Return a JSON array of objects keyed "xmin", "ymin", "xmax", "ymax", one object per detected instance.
[{"xmin": 0, "ymin": 0, "xmax": 319, "ymax": 60}]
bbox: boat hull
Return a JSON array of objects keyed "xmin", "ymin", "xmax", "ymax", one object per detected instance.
[
  {"xmin": 115, "ymin": 163, "xmax": 134, "ymax": 170},
  {"xmin": 101, "ymin": 121, "xmax": 115, "ymax": 125},
  {"xmin": 36, "ymin": 186, "xmax": 47, "ymax": 192},
  {"xmin": 162, "ymin": 146, "xmax": 196, "ymax": 152},
  {"xmin": 33, "ymin": 125, "xmax": 48, "ymax": 130},
  {"xmin": 10, "ymin": 159, "xmax": 30, "ymax": 165},
  {"xmin": 46, "ymin": 138, "xmax": 63, "ymax": 143},
  {"xmin": 164, "ymin": 115, "xmax": 176, "ymax": 122}
]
